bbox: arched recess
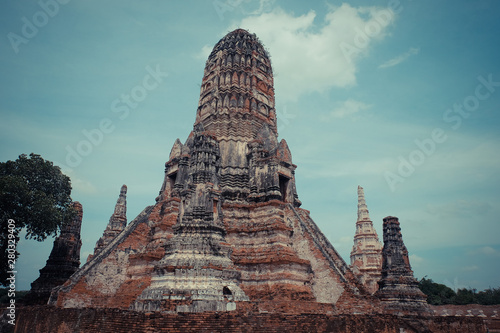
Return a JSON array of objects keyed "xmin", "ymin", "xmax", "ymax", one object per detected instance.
[{"xmin": 232, "ymin": 72, "xmax": 239, "ymax": 85}]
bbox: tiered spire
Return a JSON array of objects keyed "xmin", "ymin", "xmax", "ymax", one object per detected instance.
[
  {"xmin": 195, "ymin": 29, "xmax": 277, "ymax": 139},
  {"xmin": 357, "ymin": 185, "xmax": 370, "ymax": 221},
  {"xmin": 26, "ymin": 201, "xmax": 83, "ymax": 304},
  {"xmin": 375, "ymin": 216, "xmax": 431, "ymax": 314},
  {"xmin": 350, "ymin": 186, "xmax": 383, "ymax": 294},
  {"xmin": 133, "ymin": 126, "xmax": 248, "ymax": 312},
  {"xmin": 89, "ymin": 185, "xmax": 127, "ymax": 259}
]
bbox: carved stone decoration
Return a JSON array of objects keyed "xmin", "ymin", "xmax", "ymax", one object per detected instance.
[
  {"xmin": 88, "ymin": 185, "xmax": 127, "ymax": 261},
  {"xmin": 26, "ymin": 202, "xmax": 83, "ymax": 304},
  {"xmin": 375, "ymin": 216, "xmax": 432, "ymax": 314},
  {"xmin": 133, "ymin": 125, "xmax": 249, "ymax": 313},
  {"xmin": 350, "ymin": 186, "xmax": 383, "ymax": 294},
  {"xmin": 49, "ymin": 29, "xmax": 373, "ymax": 314}
]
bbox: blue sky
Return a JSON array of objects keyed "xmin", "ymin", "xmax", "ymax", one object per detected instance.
[{"xmin": 1, "ymin": 0, "xmax": 499, "ymax": 292}]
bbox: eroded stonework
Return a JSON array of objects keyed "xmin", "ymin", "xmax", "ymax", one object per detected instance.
[
  {"xmin": 49, "ymin": 29, "xmax": 426, "ymax": 317},
  {"xmin": 132, "ymin": 126, "xmax": 249, "ymax": 313},
  {"xmin": 88, "ymin": 185, "xmax": 127, "ymax": 261},
  {"xmin": 350, "ymin": 186, "xmax": 383, "ymax": 294},
  {"xmin": 375, "ymin": 216, "xmax": 432, "ymax": 314},
  {"xmin": 26, "ymin": 202, "xmax": 83, "ymax": 304}
]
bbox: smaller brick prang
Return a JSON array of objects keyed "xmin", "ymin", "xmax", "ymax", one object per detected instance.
[
  {"xmin": 375, "ymin": 216, "xmax": 432, "ymax": 315},
  {"xmin": 25, "ymin": 201, "xmax": 83, "ymax": 304},
  {"xmin": 88, "ymin": 185, "xmax": 128, "ymax": 261}
]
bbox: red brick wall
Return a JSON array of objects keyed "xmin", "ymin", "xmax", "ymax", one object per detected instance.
[
  {"xmin": 12, "ymin": 305, "xmax": 486, "ymax": 333},
  {"xmin": 431, "ymin": 304, "xmax": 500, "ymax": 332}
]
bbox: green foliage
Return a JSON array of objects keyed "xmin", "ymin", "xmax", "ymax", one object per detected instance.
[
  {"xmin": 419, "ymin": 277, "xmax": 456, "ymax": 305},
  {"xmin": 454, "ymin": 288, "xmax": 477, "ymax": 305},
  {"xmin": 0, "ymin": 288, "xmax": 29, "ymax": 304},
  {"xmin": 419, "ymin": 277, "xmax": 500, "ymax": 305},
  {"xmin": 0, "ymin": 153, "xmax": 74, "ymax": 286},
  {"xmin": 476, "ymin": 287, "xmax": 500, "ymax": 305}
]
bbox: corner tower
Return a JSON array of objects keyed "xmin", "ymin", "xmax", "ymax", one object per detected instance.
[
  {"xmin": 375, "ymin": 216, "xmax": 431, "ymax": 314},
  {"xmin": 88, "ymin": 185, "xmax": 127, "ymax": 261},
  {"xmin": 26, "ymin": 202, "xmax": 83, "ymax": 304},
  {"xmin": 350, "ymin": 186, "xmax": 383, "ymax": 294}
]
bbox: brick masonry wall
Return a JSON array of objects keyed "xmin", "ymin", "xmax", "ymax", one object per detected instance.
[
  {"xmin": 431, "ymin": 304, "xmax": 500, "ymax": 332},
  {"xmin": 11, "ymin": 305, "xmax": 486, "ymax": 333}
]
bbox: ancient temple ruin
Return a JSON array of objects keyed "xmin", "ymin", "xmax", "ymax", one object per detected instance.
[
  {"xmin": 350, "ymin": 186, "xmax": 383, "ymax": 294},
  {"xmin": 87, "ymin": 185, "xmax": 128, "ymax": 262},
  {"xmin": 375, "ymin": 216, "xmax": 432, "ymax": 314},
  {"xmin": 15, "ymin": 28, "xmax": 491, "ymax": 333},
  {"xmin": 49, "ymin": 28, "xmax": 371, "ymax": 314},
  {"xmin": 26, "ymin": 201, "xmax": 83, "ymax": 304}
]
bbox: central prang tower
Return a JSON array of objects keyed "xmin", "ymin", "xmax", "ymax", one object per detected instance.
[
  {"xmin": 50, "ymin": 29, "xmax": 372, "ymax": 314},
  {"xmin": 196, "ymin": 28, "xmax": 277, "ymax": 137},
  {"xmin": 194, "ymin": 29, "xmax": 295, "ymax": 204}
]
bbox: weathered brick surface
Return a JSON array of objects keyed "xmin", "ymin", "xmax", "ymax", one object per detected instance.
[
  {"xmin": 50, "ymin": 28, "xmax": 370, "ymax": 313},
  {"xmin": 88, "ymin": 185, "xmax": 128, "ymax": 261},
  {"xmin": 375, "ymin": 216, "xmax": 431, "ymax": 315},
  {"xmin": 431, "ymin": 304, "xmax": 500, "ymax": 332},
  {"xmin": 12, "ymin": 305, "xmax": 486, "ymax": 333},
  {"xmin": 349, "ymin": 186, "xmax": 383, "ymax": 294},
  {"xmin": 43, "ymin": 29, "xmax": 466, "ymax": 329},
  {"xmin": 49, "ymin": 206, "xmax": 161, "ymax": 309},
  {"xmin": 25, "ymin": 202, "xmax": 83, "ymax": 305}
]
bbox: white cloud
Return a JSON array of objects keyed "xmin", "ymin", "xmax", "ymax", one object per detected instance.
[
  {"xmin": 379, "ymin": 47, "xmax": 419, "ymax": 69},
  {"xmin": 461, "ymin": 265, "xmax": 479, "ymax": 272},
  {"xmin": 469, "ymin": 246, "xmax": 500, "ymax": 257},
  {"xmin": 226, "ymin": 4, "xmax": 396, "ymax": 102},
  {"xmin": 244, "ymin": 0, "xmax": 275, "ymax": 16},
  {"xmin": 197, "ymin": 44, "xmax": 213, "ymax": 62},
  {"xmin": 410, "ymin": 254, "xmax": 424, "ymax": 267},
  {"xmin": 426, "ymin": 200, "xmax": 492, "ymax": 219},
  {"xmin": 56, "ymin": 166, "xmax": 98, "ymax": 195},
  {"xmin": 325, "ymin": 99, "xmax": 372, "ymax": 120},
  {"xmin": 481, "ymin": 246, "xmax": 500, "ymax": 256},
  {"xmin": 443, "ymin": 277, "xmax": 467, "ymax": 292}
]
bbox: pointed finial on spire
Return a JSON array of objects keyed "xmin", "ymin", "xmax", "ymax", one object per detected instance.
[
  {"xmin": 113, "ymin": 185, "xmax": 127, "ymax": 219},
  {"xmin": 357, "ymin": 185, "xmax": 370, "ymax": 221},
  {"xmin": 88, "ymin": 185, "xmax": 128, "ymax": 261}
]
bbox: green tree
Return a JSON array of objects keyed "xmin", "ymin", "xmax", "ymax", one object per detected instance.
[
  {"xmin": 0, "ymin": 153, "xmax": 74, "ymax": 286},
  {"xmin": 455, "ymin": 288, "xmax": 478, "ymax": 305},
  {"xmin": 419, "ymin": 277, "xmax": 500, "ymax": 305},
  {"xmin": 418, "ymin": 277, "xmax": 456, "ymax": 305},
  {"xmin": 476, "ymin": 288, "xmax": 496, "ymax": 305}
]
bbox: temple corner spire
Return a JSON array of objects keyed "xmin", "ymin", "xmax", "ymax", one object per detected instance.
[
  {"xmin": 350, "ymin": 186, "xmax": 383, "ymax": 294},
  {"xmin": 88, "ymin": 185, "xmax": 128, "ymax": 261}
]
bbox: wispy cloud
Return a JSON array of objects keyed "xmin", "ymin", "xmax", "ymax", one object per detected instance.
[
  {"xmin": 469, "ymin": 246, "xmax": 500, "ymax": 257},
  {"xmin": 324, "ymin": 99, "xmax": 372, "ymax": 120},
  {"xmin": 461, "ymin": 265, "xmax": 479, "ymax": 272},
  {"xmin": 427, "ymin": 200, "xmax": 492, "ymax": 219},
  {"xmin": 379, "ymin": 47, "xmax": 420, "ymax": 69},
  {"xmin": 410, "ymin": 254, "xmax": 424, "ymax": 267},
  {"xmin": 226, "ymin": 4, "xmax": 396, "ymax": 101},
  {"xmin": 62, "ymin": 168, "xmax": 98, "ymax": 194}
]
